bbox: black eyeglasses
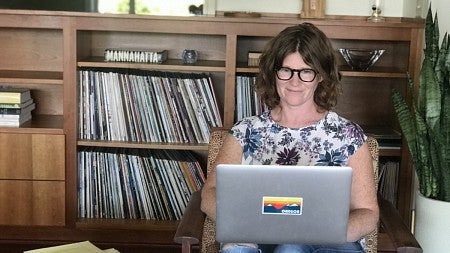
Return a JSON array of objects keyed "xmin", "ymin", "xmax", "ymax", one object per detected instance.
[{"xmin": 276, "ymin": 67, "xmax": 317, "ymax": 82}]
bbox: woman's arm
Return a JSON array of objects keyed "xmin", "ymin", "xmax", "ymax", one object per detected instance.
[
  {"xmin": 200, "ymin": 134, "xmax": 243, "ymax": 221},
  {"xmin": 346, "ymin": 141, "xmax": 380, "ymax": 242}
]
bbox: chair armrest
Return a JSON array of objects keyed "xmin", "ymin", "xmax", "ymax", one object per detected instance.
[
  {"xmin": 174, "ymin": 190, "xmax": 206, "ymax": 249},
  {"xmin": 378, "ymin": 194, "xmax": 422, "ymax": 253}
]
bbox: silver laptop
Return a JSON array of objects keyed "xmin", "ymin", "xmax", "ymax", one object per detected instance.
[{"xmin": 215, "ymin": 164, "xmax": 352, "ymax": 245}]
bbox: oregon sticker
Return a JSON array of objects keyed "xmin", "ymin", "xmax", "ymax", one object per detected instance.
[{"xmin": 262, "ymin": 196, "xmax": 303, "ymax": 215}]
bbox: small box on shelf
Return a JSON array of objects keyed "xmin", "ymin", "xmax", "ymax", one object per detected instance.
[{"xmin": 247, "ymin": 51, "xmax": 262, "ymax": 67}]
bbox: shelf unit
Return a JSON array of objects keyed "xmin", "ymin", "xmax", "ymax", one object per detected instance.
[
  {"xmin": 0, "ymin": 10, "xmax": 423, "ymax": 252},
  {"xmin": 0, "ymin": 11, "xmax": 65, "ymax": 232}
]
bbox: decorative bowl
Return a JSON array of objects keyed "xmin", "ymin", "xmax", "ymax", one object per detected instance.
[{"xmin": 338, "ymin": 48, "xmax": 385, "ymax": 71}]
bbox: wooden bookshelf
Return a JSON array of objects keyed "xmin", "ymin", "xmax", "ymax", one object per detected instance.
[
  {"xmin": 0, "ymin": 10, "xmax": 424, "ymax": 252},
  {"xmin": 0, "ymin": 70, "xmax": 63, "ymax": 84},
  {"xmin": 77, "ymin": 140, "xmax": 209, "ymax": 151},
  {"xmin": 78, "ymin": 57, "xmax": 226, "ymax": 72}
]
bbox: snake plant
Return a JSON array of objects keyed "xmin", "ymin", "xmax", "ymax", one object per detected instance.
[{"xmin": 392, "ymin": 6, "xmax": 450, "ymax": 202}]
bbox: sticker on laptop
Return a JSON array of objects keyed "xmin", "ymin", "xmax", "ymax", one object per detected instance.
[{"xmin": 262, "ymin": 196, "xmax": 303, "ymax": 215}]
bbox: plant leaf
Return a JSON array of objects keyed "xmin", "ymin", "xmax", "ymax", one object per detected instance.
[
  {"xmin": 421, "ymin": 57, "xmax": 441, "ymax": 131},
  {"xmin": 413, "ymin": 106, "xmax": 438, "ymax": 198},
  {"xmin": 392, "ymin": 5, "xmax": 450, "ymax": 202},
  {"xmin": 391, "ymin": 89, "xmax": 417, "ymax": 163}
]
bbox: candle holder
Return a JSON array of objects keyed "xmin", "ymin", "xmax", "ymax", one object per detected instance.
[
  {"xmin": 415, "ymin": 0, "xmax": 425, "ymax": 18},
  {"xmin": 367, "ymin": 3, "xmax": 385, "ymax": 22},
  {"xmin": 182, "ymin": 49, "xmax": 198, "ymax": 64}
]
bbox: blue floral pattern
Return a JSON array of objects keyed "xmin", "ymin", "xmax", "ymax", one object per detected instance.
[{"xmin": 231, "ymin": 111, "xmax": 366, "ymax": 166}]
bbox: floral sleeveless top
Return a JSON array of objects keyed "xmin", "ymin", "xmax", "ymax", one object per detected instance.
[{"xmin": 230, "ymin": 111, "xmax": 367, "ymax": 166}]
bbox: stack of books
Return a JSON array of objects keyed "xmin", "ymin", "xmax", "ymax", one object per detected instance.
[
  {"xmin": 78, "ymin": 69, "xmax": 222, "ymax": 144},
  {"xmin": 0, "ymin": 87, "xmax": 35, "ymax": 127},
  {"xmin": 235, "ymin": 75, "xmax": 267, "ymax": 121}
]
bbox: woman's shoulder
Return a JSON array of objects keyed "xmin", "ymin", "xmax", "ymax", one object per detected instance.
[
  {"xmin": 327, "ymin": 111, "xmax": 362, "ymax": 127},
  {"xmin": 325, "ymin": 111, "xmax": 367, "ymax": 142},
  {"xmin": 326, "ymin": 111, "xmax": 350, "ymax": 122},
  {"xmin": 233, "ymin": 111, "xmax": 271, "ymax": 127},
  {"xmin": 230, "ymin": 111, "xmax": 273, "ymax": 136}
]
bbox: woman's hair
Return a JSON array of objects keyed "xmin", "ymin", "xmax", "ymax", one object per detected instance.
[{"xmin": 255, "ymin": 22, "xmax": 341, "ymax": 111}]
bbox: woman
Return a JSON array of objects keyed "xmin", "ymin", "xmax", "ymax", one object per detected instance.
[{"xmin": 201, "ymin": 23, "xmax": 379, "ymax": 253}]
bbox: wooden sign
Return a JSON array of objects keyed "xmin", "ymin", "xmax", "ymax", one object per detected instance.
[{"xmin": 300, "ymin": 0, "xmax": 326, "ymax": 18}]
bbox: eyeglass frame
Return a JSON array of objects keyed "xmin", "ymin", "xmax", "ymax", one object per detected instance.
[{"xmin": 275, "ymin": 67, "xmax": 318, "ymax": 82}]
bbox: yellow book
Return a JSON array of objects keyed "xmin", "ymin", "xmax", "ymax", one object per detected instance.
[{"xmin": 0, "ymin": 88, "xmax": 31, "ymax": 104}]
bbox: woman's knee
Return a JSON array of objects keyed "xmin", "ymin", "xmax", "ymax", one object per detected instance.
[
  {"xmin": 220, "ymin": 243, "xmax": 261, "ymax": 253},
  {"xmin": 273, "ymin": 244, "xmax": 312, "ymax": 253},
  {"xmin": 273, "ymin": 243, "xmax": 364, "ymax": 253}
]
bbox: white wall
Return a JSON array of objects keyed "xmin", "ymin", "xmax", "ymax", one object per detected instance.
[
  {"xmin": 326, "ymin": 0, "xmax": 402, "ymax": 17},
  {"xmin": 215, "ymin": 0, "xmax": 299, "ymax": 15},
  {"xmin": 212, "ymin": 0, "xmax": 432, "ymax": 18},
  {"xmin": 208, "ymin": 0, "xmax": 449, "ymax": 41},
  {"xmin": 431, "ymin": 1, "xmax": 450, "ymax": 37}
]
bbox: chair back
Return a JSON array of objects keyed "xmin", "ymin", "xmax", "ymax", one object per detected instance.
[{"xmin": 201, "ymin": 129, "xmax": 379, "ymax": 253}]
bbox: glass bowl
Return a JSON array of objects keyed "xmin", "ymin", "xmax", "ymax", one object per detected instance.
[{"xmin": 338, "ymin": 48, "xmax": 385, "ymax": 71}]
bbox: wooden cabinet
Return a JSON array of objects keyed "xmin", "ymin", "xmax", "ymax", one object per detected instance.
[
  {"xmin": 0, "ymin": 133, "xmax": 65, "ymax": 226},
  {"xmin": 0, "ymin": 10, "xmax": 423, "ymax": 252},
  {"xmin": 0, "ymin": 13, "xmax": 65, "ymax": 229}
]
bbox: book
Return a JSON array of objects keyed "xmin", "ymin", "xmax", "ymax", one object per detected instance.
[
  {"xmin": 378, "ymin": 161, "xmax": 399, "ymax": 206},
  {"xmin": 0, "ymin": 112, "xmax": 32, "ymax": 126},
  {"xmin": 78, "ymin": 69, "xmax": 223, "ymax": 144},
  {"xmin": 247, "ymin": 51, "xmax": 262, "ymax": 67},
  {"xmin": 0, "ymin": 101, "xmax": 35, "ymax": 115},
  {"xmin": 0, "ymin": 111, "xmax": 31, "ymax": 119},
  {"xmin": 0, "ymin": 88, "xmax": 31, "ymax": 104},
  {"xmin": 104, "ymin": 48, "xmax": 168, "ymax": 64},
  {"xmin": 0, "ymin": 98, "xmax": 34, "ymax": 109},
  {"xmin": 235, "ymin": 75, "xmax": 266, "ymax": 121},
  {"xmin": 77, "ymin": 148, "xmax": 205, "ymax": 221}
]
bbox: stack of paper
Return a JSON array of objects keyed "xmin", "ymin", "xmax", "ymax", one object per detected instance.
[{"xmin": 24, "ymin": 241, "xmax": 120, "ymax": 253}]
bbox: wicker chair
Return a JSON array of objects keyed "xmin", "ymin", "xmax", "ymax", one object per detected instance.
[{"xmin": 174, "ymin": 128, "xmax": 422, "ymax": 253}]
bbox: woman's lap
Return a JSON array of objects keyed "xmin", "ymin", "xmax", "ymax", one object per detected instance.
[
  {"xmin": 272, "ymin": 242, "xmax": 364, "ymax": 253},
  {"xmin": 220, "ymin": 242, "xmax": 363, "ymax": 253}
]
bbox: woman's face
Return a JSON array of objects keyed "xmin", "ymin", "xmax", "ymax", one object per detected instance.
[{"xmin": 275, "ymin": 52, "xmax": 320, "ymax": 109}]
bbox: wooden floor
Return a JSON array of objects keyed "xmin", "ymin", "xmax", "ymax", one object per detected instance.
[{"xmin": 0, "ymin": 231, "xmax": 400, "ymax": 253}]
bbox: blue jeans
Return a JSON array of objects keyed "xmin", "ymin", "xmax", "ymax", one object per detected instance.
[
  {"xmin": 220, "ymin": 244, "xmax": 261, "ymax": 253},
  {"xmin": 220, "ymin": 242, "xmax": 364, "ymax": 253},
  {"xmin": 272, "ymin": 242, "xmax": 364, "ymax": 253}
]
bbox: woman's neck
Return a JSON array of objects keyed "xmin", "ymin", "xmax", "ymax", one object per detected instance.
[{"xmin": 270, "ymin": 105, "xmax": 327, "ymax": 128}]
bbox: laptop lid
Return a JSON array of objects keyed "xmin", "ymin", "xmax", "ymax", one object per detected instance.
[{"xmin": 215, "ymin": 164, "xmax": 352, "ymax": 245}]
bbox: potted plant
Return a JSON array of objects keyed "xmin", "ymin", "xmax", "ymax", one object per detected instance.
[{"xmin": 391, "ymin": 5, "xmax": 450, "ymax": 252}]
